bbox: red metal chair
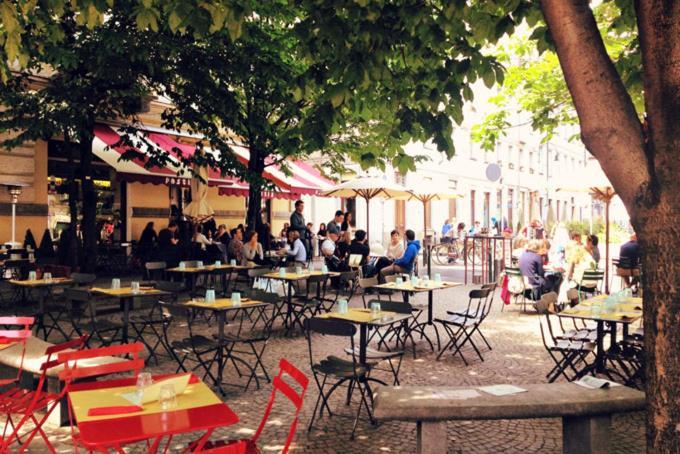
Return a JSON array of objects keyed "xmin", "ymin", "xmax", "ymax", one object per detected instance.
[
  {"xmin": 58, "ymin": 342, "xmax": 145, "ymax": 452},
  {"xmin": 0, "ymin": 316, "xmax": 34, "ymax": 389},
  {"xmin": 193, "ymin": 359, "xmax": 309, "ymax": 454},
  {"xmin": 0, "ymin": 335, "xmax": 87, "ymax": 453}
]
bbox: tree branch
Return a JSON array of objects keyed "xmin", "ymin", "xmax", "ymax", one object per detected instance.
[{"xmin": 540, "ymin": 0, "xmax": 651, "ymax": 209}]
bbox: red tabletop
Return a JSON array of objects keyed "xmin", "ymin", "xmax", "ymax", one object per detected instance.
[{"xmin": 71, "ymin": 376, "xmax": 239, "ymax": 449}]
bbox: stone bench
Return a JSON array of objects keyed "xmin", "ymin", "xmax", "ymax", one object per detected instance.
[
  {"xmin": 373, "ymin": 384, "xmax": 645, "ymax": 454},
  {"xmin": 0, "ymin": 337, "xmax": 126, "ymax": 425}
]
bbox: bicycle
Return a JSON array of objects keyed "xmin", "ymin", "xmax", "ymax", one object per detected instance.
[{"xmin": 431, "ymin": 237, "xmax": 462, "ymax": 265}]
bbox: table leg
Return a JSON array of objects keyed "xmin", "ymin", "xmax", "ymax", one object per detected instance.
[
  {"xmin": 359, "ymin": 324, "xmax": 367, "ymax": 366},
  {"xmin": 595, "ymin": 320, "xmax": 604, "ymax": 373},
  {"xmin": 427, "ymin": 290, "xmax": 433, "ymax": 325},
  {"xmin": 38, "ymin": 287, "xmax": 47, "ymax": 339},
  {"xmin": 285, "ymin": 281, "xmax": 293, "ymax": 333},
  {"xmin": 191, "ymin": 275, "xmax": 196, "ymax": 297},
  {"xmin": 122, "ymin": 297, "xmax": 130, "ymax": 344},
  {"xmin": 216, "ymin": 311, "xmax": 226, "ymax": 387}
]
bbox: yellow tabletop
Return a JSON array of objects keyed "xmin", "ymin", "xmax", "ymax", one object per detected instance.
[
  {"xmin": 167, "ymin": 264, "xmax": 255, "ymax": 273},
  {"xmin": 373, "ymin": 281, "xmax": 461, "ymax": 292},
  {"xmin": 184, "ymin": 298, "xmax": 267, "ymax": 311},
  {"xmin": 560, "ymin": 302, "xmax": 642, "ymax": 323},
  {"xmin": 583, "ymin": 294, "xmax": 643, "ymax": 307},
  {"xmin": 9, "ymin": 278, "xmax": 73, "ymax": 287},
  {"xmin": 69, "ymin": 380, "xmax": 221, "ymax": 423},
  {"xmin": 263, "ymin": 270, "xmax": 341, "ymax": 281},
  {"xmin": 0, "ymin": 342, "xmax": 18, "ymax": 352},
  {"xmin": 90, "ymin": 287, "xmax": 168, "ymax": 298},
  {"xmin": 317, "ymin": 308, "xmax": 410, "ymax": 325}
]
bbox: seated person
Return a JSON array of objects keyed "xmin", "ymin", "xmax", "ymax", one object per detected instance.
[
  {"xmin": 321, "ymin": 231, "xmax": 343, "ymax": 271},
  {"xmin": 618, "ymin": 233, "xmax": 641, "ymax": 289},
  {"xmin": 518, "ymin": 240, "xmax": 563, "ymax": 300},
  {"xmin": 214, "ymin": 224, "xmax": 231, "ymax": 245},
  {"xmin": 347, "ymin": 229, "xmax": 370, "ymax": 273},
  {"xmin": 336, "ymin": 231, "xmax": 352, "ymax": 261},
  {"xmin": 242, "ymin": 230, "xmax": 264, "ymax": 266},
  {"xmin": 227, "ymin": 228, "xmax": 245, "ymax": 264},
  {"xmin": 192, "ymin": 224, "xmax": 213, "ymax": 250},
  {"xmin": 568, "ymin": 243, "xmax": 598, "ymax": 292},
  {"xmin": 281, "ymin": 230, "xmax": 307, "ymax": 267},
  {"xmin": 379, "ymin": 229, "xmax": 420, "ymax": 283},
  {"xmin": 374, "ymin": 230, "xmax": 404, "ymax": 276}
]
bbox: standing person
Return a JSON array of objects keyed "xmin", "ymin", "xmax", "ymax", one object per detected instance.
[
  {"xmin": 290, "ymin": 200, "xmax": 308, "ymax": 258},
  {"xmin": 341, "ymin": 211, "xmax": 353, "ymax": 235},
  {"xmin": 326, "ymin": 210, "xmax": 344, "ymax": 235},
  {"xmin": 379, "ymin": 229, "xmax": 421, "ymax": 282},
  {"xmin": 158, "ymin": 221, "xmax": 180, "ymax": 266},
  {"xmin": 138, "ymin": 222, "xmax": 157, "ymax": 258},
  {"xmin": 227, "ymin": 228, "xmax": 245, "ymax": 264},
  {"xmin": 317, "ymin": 223, "xmax": 327, "ymax": 257},
  {"xmin": 586, "ymin": 234, "xmax": 601, "ymax": 263},
  {"xmin": 242, "ymin": 230, "xmax": 264, "ymax": 265}
]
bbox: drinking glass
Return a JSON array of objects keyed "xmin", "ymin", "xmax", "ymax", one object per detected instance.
[
  {"xmin": 178, "ymin": 262, "xmax": 186, "ymax": 270},
  {"xmin": 279, "ymin": 267, "xmax": 286, "ymax": 277},
  {"xmin": 196, "ymin": 261, "xmax": 203, "ymax": 268},
  {"xmin": 370, "ymin": 301, "xmax": 381, "ymax": 316},
  {"xmin": 411, "ymin": 275, "xmax": 419, "ymax": 286},
  {"xmin": 590, "ymin": 302, "xmax": 602, "ymax": 316},
  {"xmin": 231, "ymin": 292, "xmax": 241, "ymax": 306},
  {"xmin": 111, "ymin": 278, "xmax": 120, "ymax": 289},
  {"xmin": 321, "ymin": 264, "xmax": 329, "ymax": 274},
  {"xmin": 28, "ymin": 271, "xmax": 37, "ymax": 281},
  {"xmin": 131, "ymin": 281, "xmax": 140, "ymax": 294},
  {"xmin": 43, "ymin": 272, "xmax": 52, "ymax": 282},
  {"xmin": 159, "ymin": 384, "xmax": 177, "ymax": 410},
  {"xmin": 136, "ymin": 372, "xmax": 153, "ymax": 389},
  {"xmin": 295, "ymin": 266, "xmax": 303, "ymax": 275},
  {"xmin": 395, "ymin": 277, "xmax": 403, "ymax": 286},
  {"xmin": 434, "ymin": 273, "xmax": 442, "ymax": 284},
  {"xmin": 337, "ymin": 299, "xmax": 348, "ymax": 314},
  {"xmin": 230, "ymin": 259, "xmax": 237, "ymax": 266},
  {"xmin": 205, "ymin": 289, "xmax": 216, "ymax": 303},
  {"xmin": 214, "ymin": 260, "xmax": 222, "ymax": 267},
  {"xmin": 422, "ymin": 275, "xmax": 430, "ymax": 286}
]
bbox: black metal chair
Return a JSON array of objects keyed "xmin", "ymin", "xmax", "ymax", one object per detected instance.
[
  {"xmin": 144, "ymin": 261, "xmax": 167, "ymax": 281},
  {"xmin": 435, "ymin": 288, "xmax": 490, "ymax": 364},
  {"xmin": 42, "ymin": 273, "xmax": 97, "ymax": 341},
  {"xmin": 66, "ymin": 288, "xmax": 124, "ymax": 347},
  {"xmin": 305, "ymin": 318, "xmax": 375, "ymax": 439}
]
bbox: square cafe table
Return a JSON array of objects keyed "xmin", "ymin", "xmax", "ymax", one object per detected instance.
[
  {"xmin": 262, "ymin": 270, "xmax": 341, "ymax": 333},
  {"xmin": 316, "ymin": 308, "xmax": 411, "ymax": 366},
  {"xmin": 9, "ymin": 277, "xmax": 74, "ymax": 339},
  {"xmin": 371, "ymin": 280, "xmax": 462, "ymax": 350},
  {"xmin": 90, "ymin": 287, "xmax": 171, "ymax": 344},
  {"xmin": 184, "ymin": 297, "xmax": 270, "ymax": 391},
  {"xmin": 67, "ymin": 375, "xmax": 238, "ymax": 452},
  {"xmin": 558, "ymin": 294, "xmax": 642, "ymax": 374}
]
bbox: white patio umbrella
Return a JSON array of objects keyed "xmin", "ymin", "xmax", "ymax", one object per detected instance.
[
  {"xmin": 320, "ymin": 176, "xmax": 410, "ymax": 237},
  {"xmin": 184, "ymin": 165, "xmax": 215, "ymax": 223},
  {"xmin": 546, "ymin": 203, "xmax": 557, "ymax": 237},
  {"xmin": 556, "ymin": 161, "xmax": 616, "ymax": 293},
  {"xmin": 394, "ymin": 179, "xmax": 464, "ymax": 238}
]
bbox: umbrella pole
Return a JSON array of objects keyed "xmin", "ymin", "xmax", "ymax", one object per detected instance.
[
  {"xmin": 366, "ymin": 196, "xmax": 370, "ymax": 240},
  {"xmin": 605, "ymin": 198, "xmax": 610, "ymax": 294},
  {"xmin": 423, "ymin": 200, "xmax": 427, "ymax": 240}
]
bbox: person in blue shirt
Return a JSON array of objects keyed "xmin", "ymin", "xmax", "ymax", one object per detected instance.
[
  {"xmin": 283, "ymin": 230, "xmax": 307, "ymax": 267},
  {"xmin": 441, "ymin": 219, "xmax": 453, "ymax": 238},
  {"xmin": 379, "ymin": 229, "xmax": 420, "ymax": 282},
  {"xmin": 518, "ymin": 239, "xmax": 562, "ymax": 300}
]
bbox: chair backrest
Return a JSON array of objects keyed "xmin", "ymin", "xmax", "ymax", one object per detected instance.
[
  {"xmin": 57, "ymin": 342, "xmax": 145, "ymax": 384},
  {"xmin": 145, "ymin": 261, "xmax": 168, "ymax": 280},
  {"xmin": 358, "ymin": 276, "xmax": 378, "ymax": 290},
  {"xmin": 248, "ymin": 268, "xmax": 272, "ymax": 278},
  {"xmin": 465, "ymin": 288, "xmax": 490, "ymax": 318},
  {"xmin": 581, "ymin": 270, "xmax": 604, "ymax": 282},
  {"xmin": 251, "ymin": 359, "xmax": 308, "ymax": 454},
  {"xmin": 370, "ymin": 299, "xmax": 412, "ymax": 315},
  {"xmin": 0, "ymin": 317, "xmax": 34, "ymax": 380},
  {"xmin": 70, "ymin": 272, "xmax": 97, "ymax": 286},
  {"xmin": 480, "ymin": 283, "xmax": 497, "ymax": 318}
]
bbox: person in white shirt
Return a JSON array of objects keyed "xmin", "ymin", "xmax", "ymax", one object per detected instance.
[
  {"xmin": 192, "ymin": 224, "xmax": 212, "ymax": 250},
  {"xmin": 242, "ymin": 230, "xmax": 264, "ymax": 265},
  {"xmin": 371, "ymin": 230, "xmax": 404, "ymax": 276}
]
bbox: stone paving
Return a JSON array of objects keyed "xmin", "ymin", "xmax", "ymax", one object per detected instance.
[{"xmin": 6, "ymin": 262, "xmax": 645, "ymax": 453}]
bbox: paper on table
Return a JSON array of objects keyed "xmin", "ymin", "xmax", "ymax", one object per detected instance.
[
  {"xmin": 478, "ymin": 384, "xmax": 527, "ymax": 396},
  {"xmin": 121, "ymin": 373, "xmax": 191, "ymax": 405},
  {"xmin": 574, "ymin": 376, "xmax": 621, "ymax": 389},
  {"xmin": 427, "ymin": 389, "xmax": 481, "ymax": 400}
]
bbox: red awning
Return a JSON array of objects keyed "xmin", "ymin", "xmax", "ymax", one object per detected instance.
[{"xmin": 92, "ymin": 124, "xmax": 335, "ymax": 195}]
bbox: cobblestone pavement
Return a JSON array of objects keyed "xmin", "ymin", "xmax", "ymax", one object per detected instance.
[{"xmin": 10, "ymin": 262, "xmax": 645, "ymax": 453}]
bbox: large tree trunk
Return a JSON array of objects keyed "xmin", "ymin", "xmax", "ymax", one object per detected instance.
[
  {"xmin": 245, "ymin": 149, "xmax": 266, "ymax": 231},
  {"xmin": 79, "ymin": 132, "xmax": 97, "ymax": 273},
  {"xmin": 540, "ymin": 1, "xmax": 680, "ymax": 451},
  {"xmin": 65, "ymin": 138, "xmax": 79, "ymax": 270}
]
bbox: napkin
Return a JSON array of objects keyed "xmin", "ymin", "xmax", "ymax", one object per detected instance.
[{"xmin": 87, "ymin": 405, "xmax": 143, "ymax": 416}]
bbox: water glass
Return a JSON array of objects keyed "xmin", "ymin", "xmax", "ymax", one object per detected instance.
[
  {"xmin": 279, "ymin": 267, "xmax": 286, "ymax": 277},
  {"xmin": 231, "ymin": 292, "xmax": 241, "ymax": 306},
  {"xmin": 411, "ymin": 275, "xmax": 419, "ymax": 286},
  {"xmin": 136, "ymin": 372, "xmax": 153, "ymax": 389},
  {"xmin": 205, "ymin": 289, "xmax": 216, "ymax": 304},
  {"xmin": 590, "ymin": 302, "xmax": 602, "ymax": 316},
  {"xmin": 230, "ymin": 259, "xmax": 237, "ymax": 266},
  {"xmin": 43, "ymin": 272, "xmax": 52, "ymax": 282},
  {"xmin": 131, "ymin": 281, "xmax": 140, "ymax": 294},
  {"xmin": 111, "ymin": 278, "xmax": 120, "ymax": 289},
  {"xmin": 422, "ymin": 275, "xmax": 430, "ymax": 286},
  {"xmin": 196, "ymin": 261, "xmax": 203, "ymax": 268},
  {"xmin": 370, "ymin": 301, "xmax": 381, "ymax": 316},
  {"xmin": 395, "ymin": 277, "xmax": 403, "ymax": 286},
  {"xmin": 178, "ymin": 262, "xmax": 186, "ymax": 270},
  {"xmin": 337, "ymin": 299, "xmax": 348, "ymax": 314},
  {"xmin": 434, "ymin": 273, "xmax": 442, "ymax": 284},
  {"xmin": 321, "ymin": 264, "xmax": 329, "ymax": 274},
  {"xmin": 28, "ymin": 271, "xmax": 37, "ymax": 281},
  {"xmin": 214, "ymin": 260, "xmax": 222, "ymax": 267},
  {"xmin": 159, "ymin": 383, "xmax": 177, "ymax": 411},
  {"xmin": 295, "ymin": 266, "xmax": 303, "ymax": 275}
]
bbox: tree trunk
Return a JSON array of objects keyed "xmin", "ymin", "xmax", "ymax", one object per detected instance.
[
  {"xmin": 540, "ymin": 1, "xmax": 680, "ymax": 450},
  {"xmin": 65, "ymin": 139, "xmax": 79, "ymax": 270},
  {"xmin": 245, "ymin": 149, "xmax": 266, "ymax": 231},
  {"xmin": 79, "ymin": 131, "xmax": 97, "ymax": 273}
]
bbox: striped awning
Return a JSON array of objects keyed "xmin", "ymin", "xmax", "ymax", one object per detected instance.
[{"xmin": 92, "ymin": 124, "xmax": 334, "ymax": 198}]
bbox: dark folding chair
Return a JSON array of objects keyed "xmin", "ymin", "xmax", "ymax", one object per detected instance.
[
  {"xmin": 435, "ymin": 288, "xmax": 491, "ymax": 364},
  {"xmin": 66, "ymin": 287, "xmax": 124, "ymax": 347},
  {"xmin": 144, "ymin": 261, "xmax": 167, "ymax": 281},
  {"xmin": 43, "ymin": 273, "xmax": 96, "ymax": 341},
  {"xmin": 305, "ymin": 318, "xmax": 375, "ymax": 439}
]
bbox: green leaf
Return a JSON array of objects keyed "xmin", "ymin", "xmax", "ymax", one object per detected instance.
[{"xmin": 482, "ymin": 69, "xmax": 495, "ymax": 88}]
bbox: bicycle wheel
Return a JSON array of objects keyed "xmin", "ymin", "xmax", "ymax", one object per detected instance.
[{"xmin": 432, "ymin": 244, "xmax": 449, "ymax": 266}]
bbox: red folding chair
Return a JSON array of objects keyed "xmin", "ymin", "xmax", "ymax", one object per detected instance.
[
  {"xmin": 0, "ymin": 335, "xmax": 87, "ymax": 453},
  {"xmin": 193, "ymin": 358, "xmax": 309, "ymax": 454},
  {"xmin": 58, "ymin": 342, "xmax": 145, "ymax": 453},
  {"xmin": 0, "ymin": 316, "xmax": 34, "ymax": 389}
]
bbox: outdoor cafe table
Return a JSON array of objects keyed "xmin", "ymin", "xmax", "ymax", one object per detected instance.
[
  {"xmin": 67, "ymin": 375, "xmax": 238, "ymax": 452},
  {"xmin": 315, "ymin": 308, "xmax": 411, "ymax": 366},
  {"xmin": 262, "ymin": 270, "xmax": 341, "ymax": 333},
  {"xmin": 9, "ymin": 277, "xmax": 73, "ymax": 339},
  {"xmin": 558, "ymin": 294, "xmax": 643, "ymax": 374},
  {"xmin": 371, "ymin": 280, "xmax": 462, "ymax": 350},
  {"xmin": 167, "ymin": 263, "xmax": 256, "ymax": 296},
  {"xmin": 90, "ymin": 287, "xmax": 171, "ymax": 344},
  {"xmin": 184, "ymin": 297, "xmax": 269, "ymax": 391}
]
